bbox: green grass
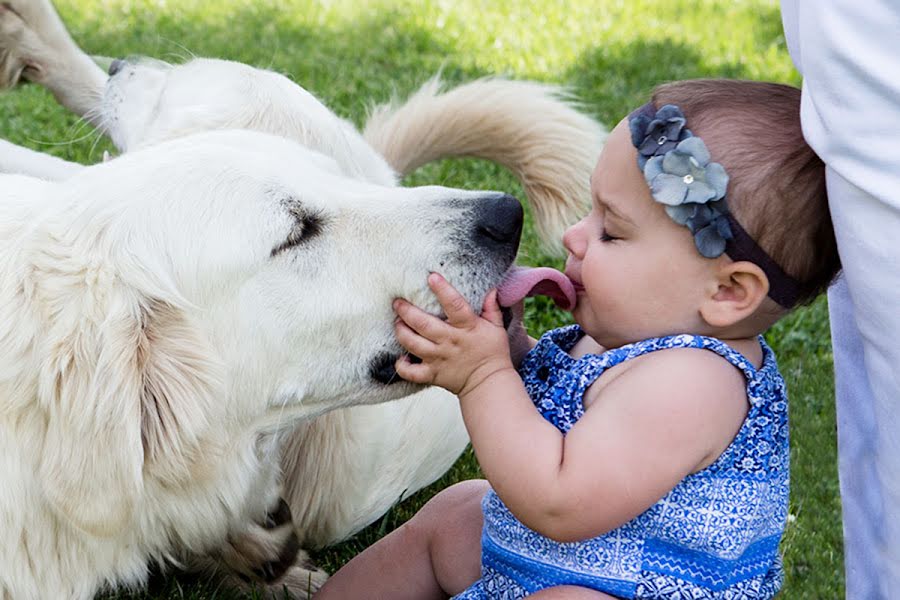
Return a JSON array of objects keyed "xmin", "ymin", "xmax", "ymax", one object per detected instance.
[{"xmin": 0, "ymin": 0, "xmax": 842, "ymax": 597}]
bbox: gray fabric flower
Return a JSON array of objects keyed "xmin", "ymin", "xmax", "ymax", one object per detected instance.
[
  {"xmin": 629, "ymin": 104, "xmax": 694, "ymax": 169},
  {"xmin": 641, "ymin": 136, "xmax": 732, "ymax": 258},
  {"xmin": 678, "ymin": 200, "xmax": 734, "ymax": 258},
  {"xmin": 643, "ymin": 137, "xmax": 729, "ymax": 208},
  {"xmin": 628, "ymin": 102, "xmax": 734, "ymax": 259}
]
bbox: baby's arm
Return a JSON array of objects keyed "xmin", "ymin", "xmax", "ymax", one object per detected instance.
[
  {"xmin": 394, "ymin": 275, "xmax": 747, "ymax": 543},
  {"xmin": 467, "ymin": 349, "xmax": 746, "ymax": 543},
  {"xmin": 514, "ymin": 349, "xmax": 748, "ymax": 541}
]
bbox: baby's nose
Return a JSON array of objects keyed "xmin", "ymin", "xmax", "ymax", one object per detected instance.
[{"xmin": 562, "ymin": 220, "xmax": 585, "ymax": 257}]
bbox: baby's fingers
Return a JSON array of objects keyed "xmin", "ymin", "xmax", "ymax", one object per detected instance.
[
  {"xmin": 394, "ymin": 298, "xmax": 447, "ymax": 341},
  {"xmin": 428, "ymin": 273, "xmax": 475, "ymax": 326},
  {"xmin": 394, "ymin": 320, "xmax": 437, "ymax": 358},
  {"xmin": 394, "ymin": 354, "xmax": 434, "ymax": 385},
  {"xmin": 480, "ymin": 289, "xmax": 505, "ymax": 328}
]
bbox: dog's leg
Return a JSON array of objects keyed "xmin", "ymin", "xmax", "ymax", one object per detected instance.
[
  {"xmin": 281, "ymin": 387, "xmax": 469, "ymax": 548},
  {"xmin": 0, "ymin": 139, "xmax": 84, "ymax": 180},
  {"xmin": 186, "ymin": 497, "xmax": 329, "ymax": 599},
  {"xmin": 0, "ymin": 0, "xmax": 107, "ymax": 121}
]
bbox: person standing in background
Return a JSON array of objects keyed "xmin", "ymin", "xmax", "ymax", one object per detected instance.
[{"xmin": 780, "ymin": 2, "xmax": 900, "ymax": 597}]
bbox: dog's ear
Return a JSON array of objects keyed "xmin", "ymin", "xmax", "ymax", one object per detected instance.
[
  {"xmin": 38, "ymin": 288, "xmax": 220, "ymax": 538},
  {"xmin": 136, "ymin": 299, "xmax": 221, "ymax": 484}
]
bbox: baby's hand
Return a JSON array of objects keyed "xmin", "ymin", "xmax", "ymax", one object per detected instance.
[{"xmin": 393, "ymin": 273, "xmax": 515, "ymax": 397}]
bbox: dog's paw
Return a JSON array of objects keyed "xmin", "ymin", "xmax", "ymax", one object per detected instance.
[
  {"xmin": 221, "ymin": 520, "xmax": 302, "ymax": 584},
  {"xmin": 209, "ymin": 496, "xmax": 331, "ymax": 598},
  {"xmin": 0, "ymin": 0, "xmax": 74, "ymax": 89},
  {"xmin": 0, "ymin": 2, "xmax": 31, "ymax": 88},
  {"xmin": 246, "ymin": 559, "xmax": 330, "ymax": 600},
  {"xmin": 223, "ymin": 535, "xmax": 329, "ymax": 599}
]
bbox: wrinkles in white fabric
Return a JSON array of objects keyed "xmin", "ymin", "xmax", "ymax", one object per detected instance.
[
  {"xmin": 792, "ymin": 2, "xmax": 900, "ymax": 212},
  {"xmin": 781, "ymin": 1, "xmax": 900, "ymax": 597},
  {"xmin": 827, "ymin": 173, "xmax": 900, "ymax": 598}
]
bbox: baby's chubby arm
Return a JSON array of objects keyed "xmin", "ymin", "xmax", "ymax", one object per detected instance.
[
  {"xmin": 393, "ymin": 272, "xmax": 571, "ymax": 527},
  {"xmin": 393, "ymin": 274, "xmax": 746, "ymax": 544}
]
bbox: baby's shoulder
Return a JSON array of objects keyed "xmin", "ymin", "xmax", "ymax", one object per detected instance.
[
  {"xmin": 580, "ymin": 345, "xmax": 753, "ymax": 476},
  {"xmin": 631, "ymin": 343, "xmax": 748, "ymax": 377},
  {"xmin": 586, "ymin": 344, "xmax": 749, "ymax": 413}
]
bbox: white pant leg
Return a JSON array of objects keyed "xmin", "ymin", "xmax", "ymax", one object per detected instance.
[
  {"xmin": 830, "ymin": 277, "xmax": 882, "ymax": 599},
  {"xmin": 827, "ymin": 168, "xmax": 900, "ymax": 598}
]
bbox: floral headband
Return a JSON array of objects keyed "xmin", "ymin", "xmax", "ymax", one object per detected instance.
[{"xmin": 628, "ymin": 102, "xmax": 802, "ymax": 308}]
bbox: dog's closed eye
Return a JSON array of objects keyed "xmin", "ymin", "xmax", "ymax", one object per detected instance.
[{"xmin": 271, "ymin": 207, "xmax": 324, "ymax": 257}]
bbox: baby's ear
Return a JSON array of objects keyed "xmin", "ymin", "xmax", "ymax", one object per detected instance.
[{"xmin": 700, "ymin": 261, "xmax": 770, "ymax": 328}]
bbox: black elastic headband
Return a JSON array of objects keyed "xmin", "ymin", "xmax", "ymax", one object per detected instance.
[{"xmin": 628, "ymin": 102, "xmax": 801, "ymax": 308}]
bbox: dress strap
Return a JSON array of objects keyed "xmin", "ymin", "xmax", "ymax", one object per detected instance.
[
  {"xmin": 574, "ymin": 333, "xmax": 768, "ymax": 402},
  {"xmin": 521, "ymin": 327, "xmax": 777, "ymax": 433}
]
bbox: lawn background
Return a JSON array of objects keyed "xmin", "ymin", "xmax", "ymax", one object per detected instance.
[{"xmin": 0, "ymin": 0, "xmax": 842, "ymax": 597}]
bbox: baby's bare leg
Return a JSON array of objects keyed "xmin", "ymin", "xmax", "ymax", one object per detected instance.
[
  {"xmin": 529, "ymin": 586, "xmax": 620, "ymax": 600},
  {"xmin": 315, "ymin": 479, "xmax": 488, "ymax": 600}
]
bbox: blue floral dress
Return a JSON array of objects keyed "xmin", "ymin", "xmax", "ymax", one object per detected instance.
[{"xmin": 453, "ymin": 325, "xmax": 789, "ymax": 600}]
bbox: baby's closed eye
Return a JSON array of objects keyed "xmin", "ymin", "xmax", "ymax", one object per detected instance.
[{"xmin": 599, "ymin": 229, "xmax": 619, "ymax": 242}]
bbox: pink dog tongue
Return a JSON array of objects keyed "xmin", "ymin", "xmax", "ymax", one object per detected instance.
[{"xmin": 497, "ymin": 266, "xmax": 576, "ymax": 311}]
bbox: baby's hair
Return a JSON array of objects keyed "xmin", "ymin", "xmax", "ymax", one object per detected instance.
[{"xmin": 651, "ymin": 79, "xmax": 840, "ymax": 306}]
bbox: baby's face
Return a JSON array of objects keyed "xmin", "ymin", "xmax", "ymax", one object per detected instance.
[{"xmin": 562, "ymin": 119, "xmax": 724, "ymax": 348}]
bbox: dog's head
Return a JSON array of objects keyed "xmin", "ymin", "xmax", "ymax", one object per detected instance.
[
  {"xmin": 25, "ymin": 129, "xmax": 520, "ymax": 535},
  {"xmin": 100, "ymin": 57, "xmax": 396, "ymax": 185}
]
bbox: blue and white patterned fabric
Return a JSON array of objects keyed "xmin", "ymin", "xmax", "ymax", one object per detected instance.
[{"xmin": 453, "ymin": 325, "xmax": 789, "ymax": 600}]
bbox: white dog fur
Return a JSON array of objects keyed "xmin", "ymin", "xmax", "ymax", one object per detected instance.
[{"xmin": 0, "ymin": 1, "xmax": 606, "ymax": 598}]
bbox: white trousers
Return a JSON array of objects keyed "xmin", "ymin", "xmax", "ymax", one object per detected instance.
[{"xmin": 827, "ymin": 169, "xmax": 900, "ymax": 598}]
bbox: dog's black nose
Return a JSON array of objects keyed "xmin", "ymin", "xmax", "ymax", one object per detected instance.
[
  {"xmin": 473, "ymin": 193, "xmax": 523, "ymax": 254},
  {"xmin": 108, "ymin": 59, "xmax": 126, "ymax": 76}
]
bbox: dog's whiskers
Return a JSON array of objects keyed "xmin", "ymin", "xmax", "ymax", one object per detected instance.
[
  {"xmin": 86, "ymin": 117, "xmax": 112, "ymax": 162},
  {"xmin": 80, "ymin": 105, "xmax": 108, "ymax": 132},
  {"xmin": 387, "ymin": 352, "xmax": 414, "ymax": 385},
  {"xmin": 64, "ymin": 112, "xmax": 95, "ymax": 140},
  {"xmin": 263, "ymin": 36, "xmax": 282, "ymax": 72},
  {"xmin": 158, "ymin": 36, "xmax": 196, "ymax": 64},
  {"xmin": 25, "ymin": 121, "xmax": 101, "ymax": 147},
  {"xmin": 20, "ymin": 105, "xmax": 110, "ymax": 157}
]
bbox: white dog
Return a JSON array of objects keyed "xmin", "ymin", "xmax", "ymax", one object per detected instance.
[{"xmin": 0, "ymin": 1, "xmax": 606, "ymax": 598}]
